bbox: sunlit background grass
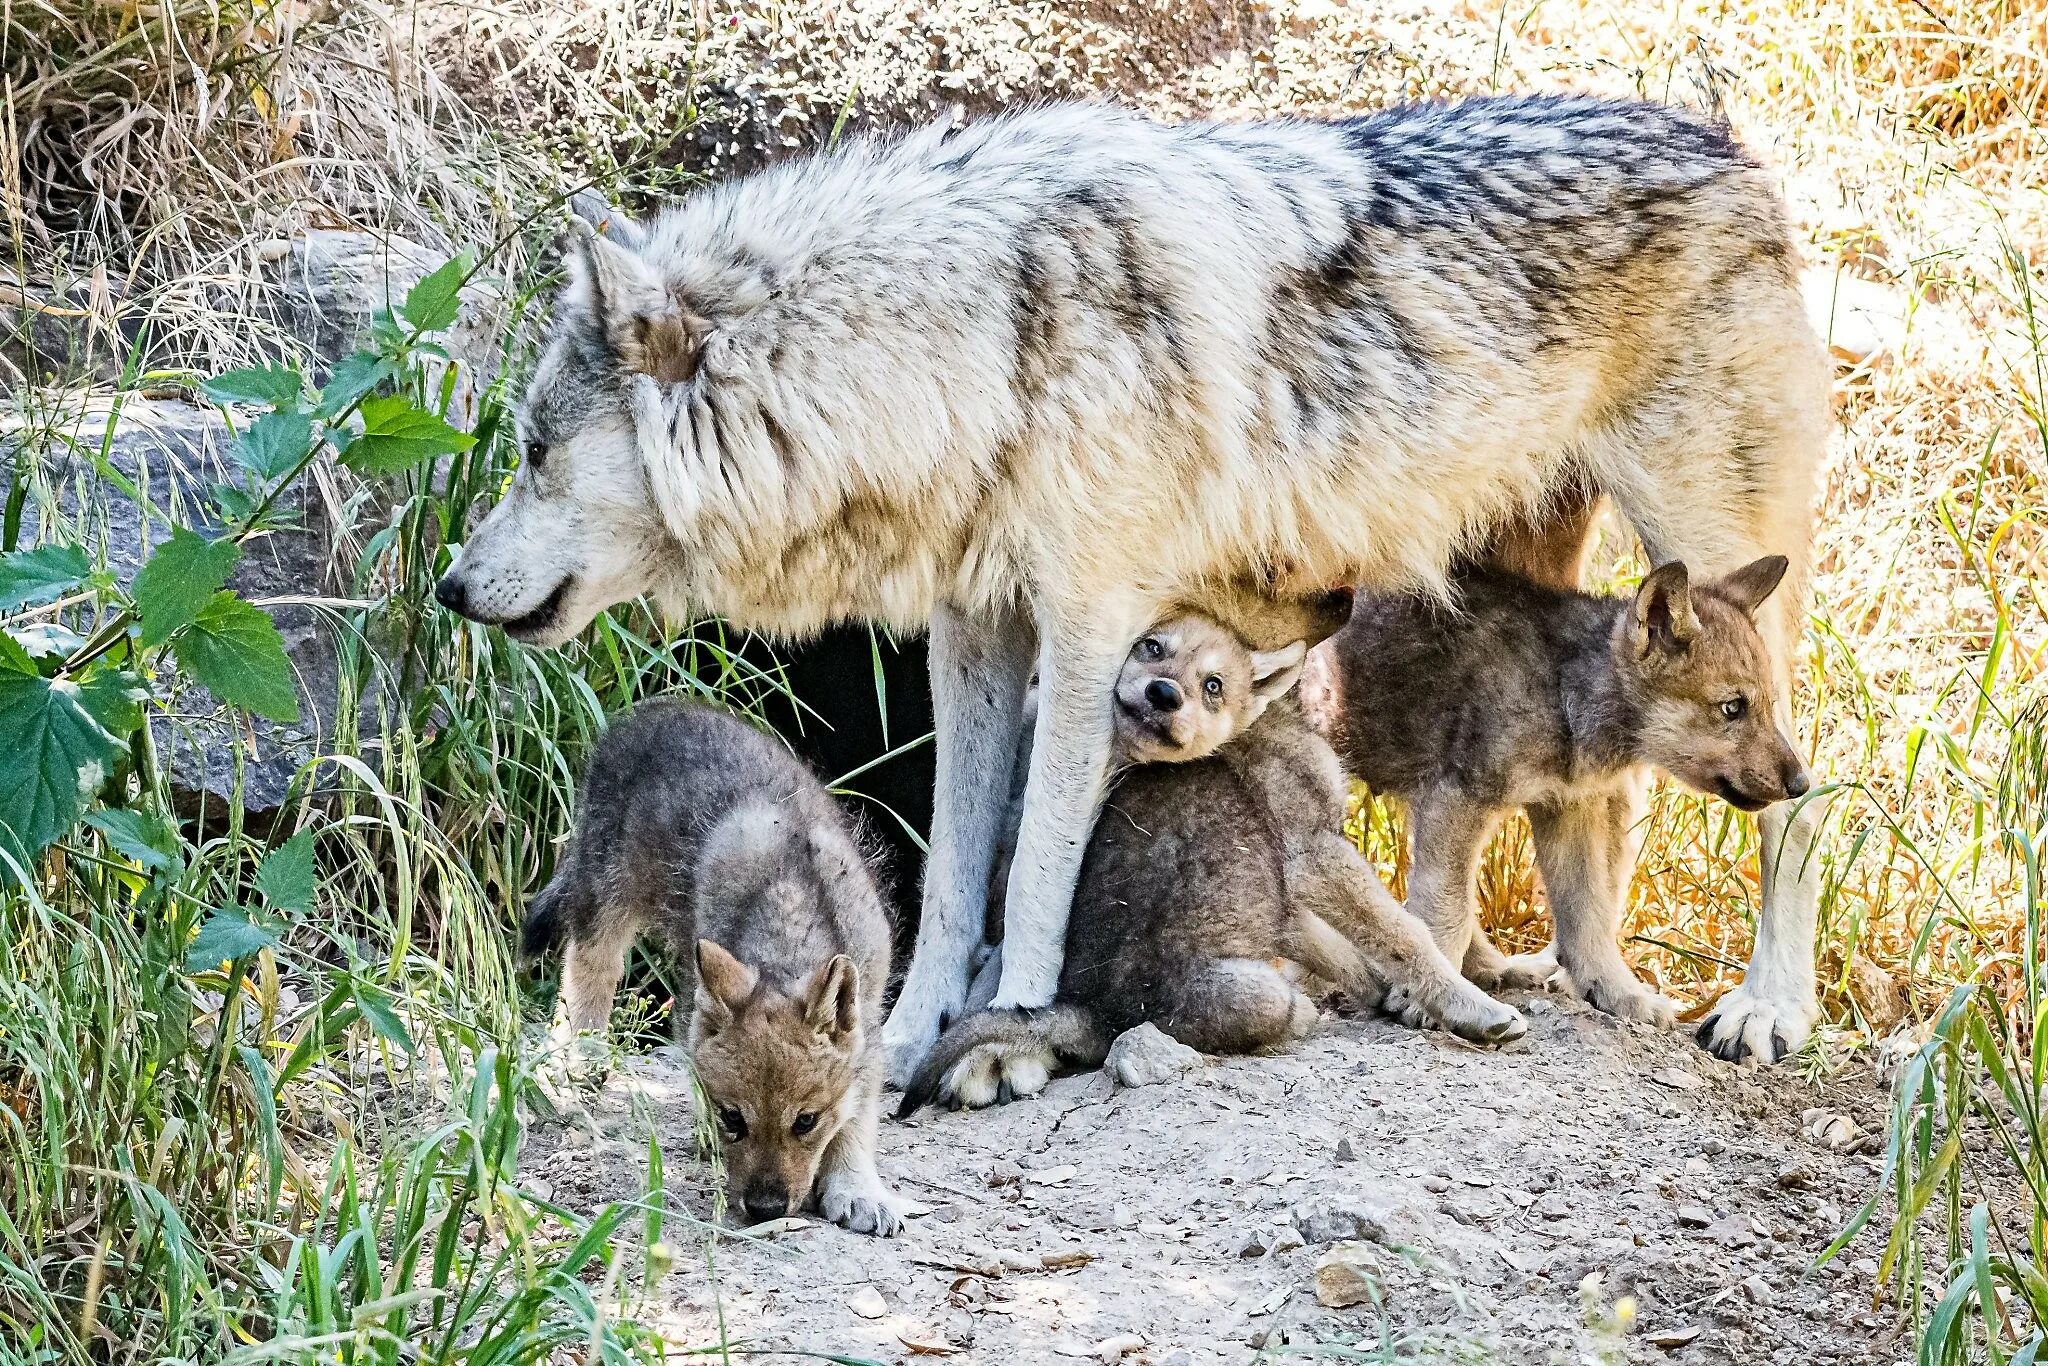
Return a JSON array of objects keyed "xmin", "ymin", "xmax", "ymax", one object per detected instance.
[{"xmin": 3, "ymin": 0, "xmax": 2043, "ymax": 1359}]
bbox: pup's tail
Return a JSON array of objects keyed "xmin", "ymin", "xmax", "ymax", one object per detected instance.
[
  {"xmin": 519, "ymin": 866, "xmax": 583, "ymax": 960},
  {"xmin": 896, "ymin": 1004, "xmax": 1110, "ymax": 1118}
]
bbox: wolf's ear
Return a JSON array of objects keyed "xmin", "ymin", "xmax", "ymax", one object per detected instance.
[
  {"xmin": 694, "ymin": 939, "xmax": 758, "ymax": 1034},
  {"xmin": 1632, "ymin": 562, "xmax": 1700, "ymax": 658},
  {"xmin": 568, "ymin": 226, "xmax": 709, "ymax": 386},
  {"xmin": 802, "ymin": 954, "xmax": 861, "ymax": 1044},
  {"xmin": 568, "ymin": 190, "xmax": 649, "ymax": 252},
  {"xmin": 1248, "ymin": 640, "xmax": 1309, "ymax": 709},
  {"xmin": 1712, "ymin": 555, "xmax": 1789, "ymax": 617}
]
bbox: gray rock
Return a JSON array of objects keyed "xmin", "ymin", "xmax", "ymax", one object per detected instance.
[
  {"xmin": 1104, "ymin": 1023, "xmax": 1200, "ymax": 1089},
  {"xmin": 1289, "ymin": 1195, "xmax": 1390, "ymax": 1246}
]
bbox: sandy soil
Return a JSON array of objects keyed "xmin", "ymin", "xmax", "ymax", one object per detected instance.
[{"xmin": 528, "ymin": 994, "xmax": 1901, "ymax": 1365}]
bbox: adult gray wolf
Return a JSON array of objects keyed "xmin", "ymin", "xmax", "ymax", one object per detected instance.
[
  {"xmin": 1306, "ymin": 557, "xmax": 1804, "ymax": 1039},
  {"xmin": 901, "ymin": 608, "xmax": 1525, "ymax": 1114},
  {"xmin": 521, "ymin": 697, "xmax": 901, "ymax": 1235},
  {"xmin": 432, "ymin": 96, "xmax": 1830, "ymax": 1078}
]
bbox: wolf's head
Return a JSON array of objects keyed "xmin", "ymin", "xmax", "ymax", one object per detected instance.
[
  {"xmin": 433, "ymin": 210, "xmax": 711, "ymax": 646},
  {"xmin": 1617, "ymin": 557, "xmax": 1810, "ymax": 811},
  {"xmin": 1112, "ymin": 612, "xmax": 1309, "ymax": 765},
  {"xmin": 689, "ymin": 939, "xmax": 866, "ymax": 1225}
]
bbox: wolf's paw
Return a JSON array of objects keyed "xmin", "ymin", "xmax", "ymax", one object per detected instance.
[
  {"xmin": 882, "ymin": 996, "xmax": 951, "ymax": 1090},
  {"xmin": 941, "ymin": 1046, "xmax": 1052, "ymax": 1109},
  {"xmin": 1579, "ymin": 973, "xmax": 1679, "ymax": 1029},
  {"xmin": 819, "ymin": 1175, "xmax": 904, "ymax": 1238},
  {"xmin": 1480, "ymin": 947, "xmax": 1568, "ymax": 993},
  {"xmin": 1695, "ymin": 984, "xmax": 1817, "ymax": 1065},
  {"xmin": 1385, "ymin": 985, "xmax": 1527, "ymax": 1047}
]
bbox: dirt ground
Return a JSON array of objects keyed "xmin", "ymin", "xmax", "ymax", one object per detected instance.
[{"xmin": 529, "ymin": 994, "xmax": 1903, "ymax": 1365}]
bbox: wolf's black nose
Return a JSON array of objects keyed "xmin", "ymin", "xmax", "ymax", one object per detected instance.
[
  {"xmin": 433, "ymin": 573, "xmax": 469, "ymax": 615},
  {"xmin": 1784, "ymin": 766, "xmax": 1811, "ymax": 799},
  {"xmin": 1145, "ymin": 679, "xmax": 1181, "ymax": 712},
  {"xmin": 742, "ymin": 1186, "xmax": 789, "ymax": 1222}
]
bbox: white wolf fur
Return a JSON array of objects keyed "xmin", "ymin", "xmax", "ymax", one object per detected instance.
[{"xmin": 438, "ymin": 99, "xmax": 1831, "ymax": 1079}]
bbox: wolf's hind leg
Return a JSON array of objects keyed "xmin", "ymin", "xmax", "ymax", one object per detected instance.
[
  {"xmin": 1400, "ymin": 790, "xmax": 1497, "ymax": 972},
  {"xmin": 555, "ymin": 918, "xmax": 637, "ymax": 1042},
  {"xmin": 1155, "ymin": 958, "xmax": 1317, "ymax": 1056},
  {"xmin": 1297, "ymin": 834, "xmax": 1526, "ymax": 1046}
]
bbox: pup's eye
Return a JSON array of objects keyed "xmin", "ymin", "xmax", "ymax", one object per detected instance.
[
  {"xmin": 1139, "ymin": 637, "xmax": 1164, "ymax": 661},
  {"xmin": 1203, "ymin": 676, "xmax": 1224, "ymax": 698},
  {"xmin": 716, "ymin": 1106, "xmax": 747, "ymax": 1140},
  {"xmin": 790, "ymin": 1112, "xmax": 818, "ymax": 1137},
  {"xmin": 523, "ymin": 438, "xmax": 547, "ymax": 471},
  {"xmin": 1720, "ymin": 697, "xmax": 1748, "ymax": 721}
]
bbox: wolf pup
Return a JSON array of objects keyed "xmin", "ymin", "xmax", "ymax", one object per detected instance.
[
  {"xmin": 901, "ymin": 611, "xmax": 1525, "ymax": 1113},
  {"xmin": 522, "ymin": 698, "xmax": 900, "ymax": 1235},
  {"xmin": 1308, "ymin": 558, "xmax": 1808, "ymax": 1048},
  {"xmin": 435, "ymin": 97, "xmax": 1831, "ymax": 1073}
]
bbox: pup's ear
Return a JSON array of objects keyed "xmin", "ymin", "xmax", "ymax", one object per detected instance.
[
  {"xmin": 802, "ymin": 954, "xmax": 861, "ymax": 1044},
  {"xmin": 1632, "ymin": 562, "xmax": 1700, "ymax": 658},
  {"xmin": 1248, "ymin": 640, "xmax": 1309, "ymax": 708},
  {"xmin": 567, "ymin": 226, "xmax": 709, "ymax": 385},
  {"xmin": 568, "ymin": 189, "xmax": 649, "ymax": 252},
  {"xmin": 694, "ymin": 939, "xmax": 758, "ymax": 1034},
  {"xmin": 1712, "ymin": 555, "xmax": 1789, "ymax": 616}
]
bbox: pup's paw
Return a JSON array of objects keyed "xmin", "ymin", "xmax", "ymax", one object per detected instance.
[
  {"xmin": 819, "ymin": 1175, "xmax": 904, "ymax": 1238},
  {"xmin": 938, "ymin": 1046, "xmax": 1052, "ymax": 1109},
  {"xmin": 1447, "ymin": 992, "xmax": 1528, "ymax": 1046},
  {"xmin": 1578, "ymin": 972, "xmax": 1679, "ymax": 1029},
  {"xmin": 1481, "ymin": 946, "xmax": 1568, "ymax": 993},
  {"xmin": 1695, "ymin": 984, "xmax": 1817, "ymax": 1064}
]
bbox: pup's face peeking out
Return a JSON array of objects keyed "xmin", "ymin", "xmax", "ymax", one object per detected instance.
[
  {"xmin": 1112, "ymin": 613, "xmax": 1308, "ymax": 765},
  {"xmin": 1622, "ymin": 556, "xmax": 1811, "ymax": 812},
  {"xmin": 689, "ymin": 941, "xmax": 863, "ymax": 1224}
]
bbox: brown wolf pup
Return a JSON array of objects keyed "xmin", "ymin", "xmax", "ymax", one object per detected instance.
[
  {"xmin": 900, "ymin": 611, "xmax": 1525, "ymax": 1114},
  {"xmin": 1307, "ymin": 558, "xmax": 1808, "ymax": 1048},
  {"xmin": 522, "ymin": 698, "xmax": 901, "ymax": 1234}
]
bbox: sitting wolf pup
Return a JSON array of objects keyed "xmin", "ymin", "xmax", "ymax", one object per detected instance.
[
  {"xmin": 900, "ymin": 612, "xmax": 1525, "ymax": 1114},
  {"xmin": 522, "ymin": 697, "xmax": 901, "ymax": 1235},
  {"xmin": 1309, "ymin": 557, "xmax": 1808, "ymax": 1036}
]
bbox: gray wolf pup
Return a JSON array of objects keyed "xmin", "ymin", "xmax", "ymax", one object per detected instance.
[
  {"xmin": 901, "ymin": 610, "xmax": 1525, "ymax": 1113},
  {"xmin": 433, "ymin": 96, "xmax": 1830, "ymax": 1076},
  {"xmin": 522, "ymin": 698, "xmax": 901, "ymax": 1235},
  {"xmin": 1308, "ymin": 558, "xmax": 1806, "ymax": 1049}
]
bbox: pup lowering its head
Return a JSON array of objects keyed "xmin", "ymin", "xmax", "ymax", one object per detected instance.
[{"xmin": 522, "ymin": 698, "xmax": 900, "ymax": 1234}]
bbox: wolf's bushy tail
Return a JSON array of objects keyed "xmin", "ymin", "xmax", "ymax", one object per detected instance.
[
  {"xmin": 520, "ymin": 864, "xmax": 585, "ymax": 960},
  {"xmin": 897, "ymin": 1004, "xmax": 1110, "ymax": 1117}
]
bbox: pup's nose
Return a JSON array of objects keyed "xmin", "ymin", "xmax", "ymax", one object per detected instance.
[
  {"xmin": 1783, "ymin": 764, "xmax": 1812, "ymax": 799},
  {"xmin": 433, "ymin": 573, "xmax": 469, "ymax": 616},
  {"xmin": 741, "ymin": 1185, "xmax": 790, "ymax": 1223},
  {"xmin": 1145, "ymin": 679, "xmax": 1182, "ymax": 712}
]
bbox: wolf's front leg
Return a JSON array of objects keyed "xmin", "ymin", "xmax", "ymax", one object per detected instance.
[
  {"xmin": 990, "ymin": 606, "xmax": 1148, "ymax": 1010},
  {"xmin": 815, "ymin": 1074, "xmax": 903, "ymax": 1237},
  {"xmin": 882, "ymin": 601, "xmax": 1034, "ymax": 1087}
]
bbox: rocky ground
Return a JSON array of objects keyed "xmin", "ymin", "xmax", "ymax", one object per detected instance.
[{"xmin": 528, "ymin": 994, "xmax": 1902, "ymax": 1365}]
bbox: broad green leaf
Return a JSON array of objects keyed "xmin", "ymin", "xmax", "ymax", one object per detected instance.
[
  {"xmin": 6, "ymin": 622, "xmax": 83, "ymax": 663},
  {"xmin": 170, "ymin": 592, "xmax": 299, "ymax": 723},
  {"xmin": 401, "ymin": 253, "xmax": 474, "ymax": 334},
  {"xmin": 0, "ymin": 543, "xmax": 90, "ymax": 612},
  {"xmin": 74, "ymin": 667, "xmax": 147, "ymax": 738},
  {"xmin": 184, "ymin": 910, "xmax": 280, "ymax": 970},
  {"xmin": 0, "ymin": 669, "xmax": 121, "ymax": 868},
  {"xmin": 340, "ymin": 397, "xmax": 474, "ymax": 475},
  {"xmin": 202, "ymin": 363, "xmax": 303, "ymax": 410},
  {"xmin": 232, "ymin": 410, "xmax": 314, "ymax": 484},
  {"xmin": 352, "ymin": 981, "xmax": 415, "ymax": 1054},
  {"xmin": 255, "ymin": 829, "xmax": 315, "ymax": 914},
  {"xmin": 134, "ymin": 527, "xmax": 241, "ymax": 648},
  {"xmin": 316, "ymin": 352, "xmax": 395, "ymax": 420},
  {"xmin": 0, "ymin": 631, "xmax": 36, "ymax": 674},
  {"xmin": 85, "ymin": 808, "xmax": 180, "ymax": 872}
]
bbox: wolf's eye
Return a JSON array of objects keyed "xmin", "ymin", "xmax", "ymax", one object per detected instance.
[
  {"xmin": 790, "ymin": 1111, "xmax": 818, "ymax": 1137},
  {"xmin": 1720, "ymin": 696, "xmax": 1748, "ymax": 721},
  {"xmin": 716, "ymin": 1106, "xmax": 747, "ymax": 1140},
  {"xmin": 523, "ymin": 439, "xmax": 547, "ymax": 471},
  {"xmin": 1139, "ymin": 637, "xmax": 1164, "ymax": 661},
  {"xmin": 1203, "ymin": 676, "xmax": 1224, "ymax": 699}
]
